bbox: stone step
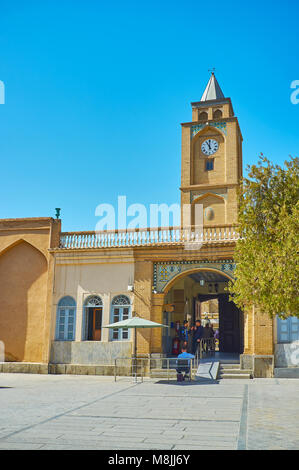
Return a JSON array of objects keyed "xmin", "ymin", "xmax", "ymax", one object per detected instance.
[
  {"xmin": 274, "ymin": 367, "xmax": 299, "ymax": 378},
  {"xmin": 218, "ymin": 373, "xmax": 251, "ymax": 379},
  {"xmin": 150, "ymin": 371, "xmax": 177, "ymax": 377},
  {"xmin": 149, "ymin": 368, "xmax": 199, "ymax": 379},
  {"xmin": 150, "ymin": 368, "xmax": 197, "ymax": 373},
  {"xmin": 0, "ymin": 362, "xmax": 49, "ymax": 374},
  {"xmin": 219, "ymin": 363, "xmax": 240, "ymax": 369},
  {"xmin": 219, "ymin": 368, "xmax": 252, "ymax": 374}
]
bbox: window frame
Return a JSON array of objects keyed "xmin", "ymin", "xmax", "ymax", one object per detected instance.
[
  {"xmin": 277, "ymin": 316, "xmax": 299, "ymax": 343},
  {"xmin": 110, "ymin": 295, "xmax": 131, "ymax": 341},
  {"xmin": 55, "ymin": 296, "xmax": 76, "ymax": 341},
  {"xmin": 213, "ymin": 109, "xmax": 223, "ymax": 119},
  {"xmin": 198, "ymin": 111, "xmax": 208, "ymax": 121},
  {"xmin": 205, "ymin": 158, "xmax": 214, "ymax": 171},
  {"xmin": 83, "ymin": 295, "xmax": 103, "ymax": 341}
]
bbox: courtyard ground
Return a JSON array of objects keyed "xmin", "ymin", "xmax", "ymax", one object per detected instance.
[{"xmin": 0, "ymin": 373, "xmax": 298, "ymax": 450}]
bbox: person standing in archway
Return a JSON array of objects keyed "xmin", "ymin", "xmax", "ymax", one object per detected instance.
[
  {"xmin": 191, "ymin": 319, "xmax": 204, "ymax": 354},
  {"xmin": 203, "ymin": 321, "xmax": 215, "ymax": 352},
  {"xmin": 179, "ymin": 320, "xmax": 190, "ymax": 352}
]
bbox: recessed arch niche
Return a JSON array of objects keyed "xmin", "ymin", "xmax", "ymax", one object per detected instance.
[
  {"xmin": 191, "ymin": 193, "xmax": 225, "ymax": 225},
  {"xmin": 0, "ymin": 240, "xmax": 48, "ymax": 362}
]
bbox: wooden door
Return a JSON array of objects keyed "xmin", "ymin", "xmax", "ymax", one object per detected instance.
[
  {"xmin": 219, "ymin": 295, "xmax": 240, "ymax": 353},
  {"xmin": 92, "ymin": 308, "xmax": 102, "ymax": 341},
  {"xmin": 195, "ymin": 300, "xmax": 201, "ymax": 320}
]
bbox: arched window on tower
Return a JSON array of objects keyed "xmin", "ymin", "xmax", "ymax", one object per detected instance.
[
  {"xmin": 55, "ymin": 296, "xmax": 76, "ymax": 341},
  {"xmin": 213, "ymin": 109, "xmax": 223, "ymax": 119},
  {"xmin": 199, "ymin": 111, "xmax": 208, "ymax": 121},
  {"xmin": 111, "ymin": 295, "xmax": 131, "ymax": 341}
]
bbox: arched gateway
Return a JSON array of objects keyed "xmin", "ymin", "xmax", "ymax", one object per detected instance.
[{"xmin": 152, "ymin": 263, "xmax": 243, "ymax": 356}]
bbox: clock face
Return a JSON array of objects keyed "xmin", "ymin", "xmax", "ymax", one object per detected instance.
[{"xmin": 201, "ymin": 139, "xmax": 219, "ymax": 156}]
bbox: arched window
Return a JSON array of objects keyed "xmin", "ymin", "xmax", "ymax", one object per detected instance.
[
  {"xmin": 111, "ymin": 295, "xmax": 131, "ymax": 341},
  {"xmin": 83, "ymin": 295, "xmax": 103, "ymax": 341},
  {"xmin": 56, "ymin": 296, "xmax": 76, "ymax": 341},
  {"xmin": 213, "ymin": 109, "xmax": 223, "ymax": 119},
  {"xmin": 199, "ymin": 111, "xmax": 208, "ymax": 121},
  {"xmin": 85, "ymin": 296, "xmax": 103, "ymax": 307}
]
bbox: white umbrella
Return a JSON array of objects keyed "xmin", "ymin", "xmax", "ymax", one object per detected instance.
[{"xmin": 104, "ymin": 316, "xmax": 168, "ymax": 359}]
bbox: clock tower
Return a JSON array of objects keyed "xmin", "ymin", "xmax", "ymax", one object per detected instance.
[{"xmin": 180, "ymin": 73, "xmax": 243, "ymax": 227}]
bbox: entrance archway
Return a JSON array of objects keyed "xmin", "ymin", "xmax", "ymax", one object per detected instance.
[{"xmin": 161, "ymin": 268, "xmax": 243, "ymax": 355}]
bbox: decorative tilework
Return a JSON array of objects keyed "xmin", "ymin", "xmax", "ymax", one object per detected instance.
[
  {"xmin": 191, "ymin": 121, "xmax": 227, "ymax": 139},
  {"xmin": 221, "ymin": 262, "xmax": 234, "ymax": 273},
  {"xmin": 191, "ymin": 124, "xmax": 205, "ymax": 138},
  {"xmin": 153, "ymin": 260, "xmax": 235, "ymax": 293},
  {"xmin": 211, "ymin": 121, "xmax": 227, "ymax": 135}
]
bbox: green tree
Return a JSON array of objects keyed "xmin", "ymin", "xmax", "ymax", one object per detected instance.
[{"xmin": 229, "ymin": 155, "xmax": 299, "ymax": 318}]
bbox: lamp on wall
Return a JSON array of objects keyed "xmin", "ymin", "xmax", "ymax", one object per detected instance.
[
  {"xmin": 200, "ymin": 279, "xmax": 205, "ymax": 286},
  {"xmin": 127, "ymin": 284, "xmax": 134, "ymax": 292}
]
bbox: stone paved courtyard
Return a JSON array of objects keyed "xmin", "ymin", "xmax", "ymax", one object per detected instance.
[{"xmin": 0, "ymin": 373, "xmax": 298, "ymax": 450}]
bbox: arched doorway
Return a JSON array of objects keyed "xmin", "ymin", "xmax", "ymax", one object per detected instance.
[
  {"xmin": 83, "ymin": 296, "xmax": 103, "ymax": 341},
  {"xmin": 161, "ymin": 268, "xmax": 243, "ymax": 356}
]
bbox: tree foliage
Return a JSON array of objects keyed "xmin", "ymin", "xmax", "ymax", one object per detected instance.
[{"xmin": 229, "ymin": 155, "xmax": 299, "ymax": 318}]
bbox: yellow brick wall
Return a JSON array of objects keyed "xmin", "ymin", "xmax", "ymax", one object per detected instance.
[
  {"xmin": 133, "ymin": 259, "xmax": 153, "ymax": 355},
  {"xmin": 253, "ymin": 305, "xmax": 274, "ymax": 355},
  {"xmin": 243, "ymin": 305, "xmax": 274, "ymax": 355},
  {"xmin": 181, "ymin": 126, "xmax": 191, "ymax": 189},
  {"xmin": 151, "ymin": 294, "xmax": 164, "ymax": 353},
  {"xmin": 192, "ymin": 129, "xmax": 225, "ymax": 186}
]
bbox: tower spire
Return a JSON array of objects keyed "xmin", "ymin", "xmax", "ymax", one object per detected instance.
[{"xmin": 200, "ymin": 72, "xmax": 225, "ymax": 102}]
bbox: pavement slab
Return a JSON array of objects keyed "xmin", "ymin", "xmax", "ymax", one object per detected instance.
[{"xmin": 0, "ymin": 373, "xmax": 298, "ymax": 450}]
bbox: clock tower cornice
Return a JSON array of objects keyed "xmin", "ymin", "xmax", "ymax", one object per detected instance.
[
  {"xmin": 181, "ymin": 116, "xmax": 243, "ymax": 141},
  {"xmin": 191, "ymin": 97, "xmax": 234, "ymax": 112},
  {"xmin": 179, "ymin": 182, "xmax": 240, "ymax": 192}
]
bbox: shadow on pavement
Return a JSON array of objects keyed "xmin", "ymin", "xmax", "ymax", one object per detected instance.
[{"xmin": 154, "ymin": 380, "xmax": 220, "ymax": 385}]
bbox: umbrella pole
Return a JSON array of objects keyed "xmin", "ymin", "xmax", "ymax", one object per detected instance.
[{"xmin": 134, "ymin": 328, "xmax": 137, "ymax": 379}]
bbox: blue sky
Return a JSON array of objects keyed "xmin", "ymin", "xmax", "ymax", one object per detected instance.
[{"xmin": 0, "ymin": 0, "xmax": 298, "ymax": 231}]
